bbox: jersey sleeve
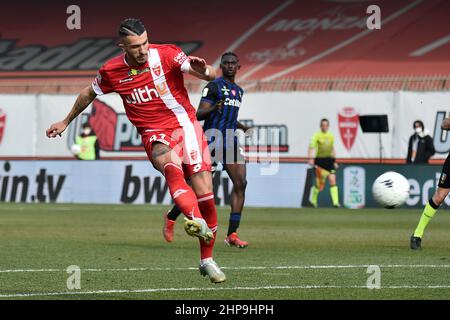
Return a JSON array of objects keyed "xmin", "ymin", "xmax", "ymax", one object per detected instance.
[
  {"xmin": 165, "ymin": 45, "xmax": 190, "ymax": 73},
  {"xmin": 200, "ymin": 82, "xmax": 219, "ymax": 105},
  {"xmin": 92, "ymin": 66, "xmax": 114, "ymax": 95}
]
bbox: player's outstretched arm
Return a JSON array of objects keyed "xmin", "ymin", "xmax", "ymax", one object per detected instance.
[
  {"xmin": 441, "ymin": 117, "xmax": 450, "ymax": 131},
  {"xmin": 188, "ymin": 56, "xmax": 216, "ymax": 81},
  {"xmin": 46, "ymin": 85, "xmax": 97, "ymax": 138}
]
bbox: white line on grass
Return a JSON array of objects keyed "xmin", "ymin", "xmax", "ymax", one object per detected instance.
[
  {"xmin": 2, "ymin": 264, "xmax": 450, "ymax": 273},
  {"xmin": 2, "ymin": 284, "xmax": 450, "ymax": 298}
]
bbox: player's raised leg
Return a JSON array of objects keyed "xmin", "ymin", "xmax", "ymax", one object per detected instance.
[
  {"xmin": 151, "ymin": 142, "xmax": 213, "ymax": 243},
  {"xmin": 223, "ymin": 162, "xmax": 248, "ymax": 248},
  {"xmin": 411, "ymin": 116, "xmax": 450, "ymax": 250}
]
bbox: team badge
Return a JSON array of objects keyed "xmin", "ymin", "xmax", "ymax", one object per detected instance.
[
  {"xmin": 151, "ymin": 64, "xmax": 161, "ymax": 77},
  {"xmin": 190, "ymin": 150, "xmax": 198, "ymax": 161},
  {"xmin": 128, "ymin": 67, "xmax": 150, "ymax": 77},
  {"xmin": 338, "ymin": 106, "xmax": 359, "ymax": 151}
]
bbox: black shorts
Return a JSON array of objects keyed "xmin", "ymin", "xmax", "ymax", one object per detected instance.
[
  {"xmin": 315, "ymin": 157, "xmax": 336, "ymax": 173},
  {"xmin": 209, "ymin": 138, "xmax": 245, "ymax": 169},
  {"xmin": 438, "ymin": 154, "xmax": 450, "ymax": 188}
]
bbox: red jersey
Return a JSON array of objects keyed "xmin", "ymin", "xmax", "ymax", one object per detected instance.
[{"xmin": 92, "ymin": 44, "xmax": 195, "ymax": 134}]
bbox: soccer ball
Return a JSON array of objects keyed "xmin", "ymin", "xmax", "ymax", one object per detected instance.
[
  {"xmin": 372, "ymin": 172, "xmax": 410, "ymax": 208},
  {"xmin": 70, "ymin": 144, "xmax": 81, "ymax": 155}
]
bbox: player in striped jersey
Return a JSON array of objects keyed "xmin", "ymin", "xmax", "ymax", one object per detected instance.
[{"xmin": 164, "ymin": 52, "xmax": 252, "ymax": 248}]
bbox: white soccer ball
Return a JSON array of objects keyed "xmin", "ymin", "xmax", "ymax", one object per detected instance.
[
  {"xmin": 372, "ymin": 171, "xmax": 410, "ymax": 208},
  {"xmin": 71, "ymin": 144, "xmax": 81, "ymax": 155}
]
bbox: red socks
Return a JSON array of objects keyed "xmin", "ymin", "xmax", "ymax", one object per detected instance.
[
  {"xmin": 163, "ymin": 163, "xmax": 202, "ymax": 219},
  {"xmin": 164, "ymin": 163, "xmax": 218, "ymax": 260},
  {"xmin": 197, "ymin": 192, "xmax": 218, "ymax": 260}
]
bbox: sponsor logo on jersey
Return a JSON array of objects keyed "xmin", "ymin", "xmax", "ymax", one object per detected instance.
[
  {"xmin": 0, "ymin": 108, "xmax": 6, "ymax": 145},
  {"xmin": 119, "ymin": 77, "xmax": 134, "ymax": 83},
  {"xmin": 125, "ymin": 85, "xmax": 160, "ymax": 104},
  {"xmin": 221, "ymin": 87, "xmax": 230, "ymax": 95},
  {"xmin": 224, "ymin": 98, "xmax": 241, "ymax": 107},
  {"xmin": 128, "ymin": 67, "xmax": 150, "ymax": 77},
  {"xmin": 338, "ymin": 106, "xmax": 359, "ymax": 151},
  {"xmin": 174, "ymin": 52, "xmax": 188, "ymax": 65}
]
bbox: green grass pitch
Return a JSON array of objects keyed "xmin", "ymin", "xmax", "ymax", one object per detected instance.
[{"xmin": 1, "ymin": 203, "xmax": 450, "ymax": 300}]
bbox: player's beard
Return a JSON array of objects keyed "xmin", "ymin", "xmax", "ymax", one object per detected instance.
[{"xmin": 136, "ymin": 54, "xmax": 148, "ymax": 65}]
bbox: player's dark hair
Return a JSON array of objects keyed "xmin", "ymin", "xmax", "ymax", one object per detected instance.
[
  {"xmin": 320, "ymin": 118, "xmax": 329, "ymax": 125},
  {"xmin": 413, "ymin": 120, "xmax": 424, "ymax": 130},
  {"xmin": 82, "ymin": 122, "xmax": 91, "ymax": 129},
  {"xmin": 118, "ymin": 18, "xmax": 146, "ymax": 37},
  {"xmin": 221, "ymin": 52, "xmax": 239, "ymax": 62}
]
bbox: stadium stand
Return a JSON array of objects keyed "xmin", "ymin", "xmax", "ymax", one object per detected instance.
[{"xmin": 0, "ymin": 0, "xmax": 449, "ymax": 93}]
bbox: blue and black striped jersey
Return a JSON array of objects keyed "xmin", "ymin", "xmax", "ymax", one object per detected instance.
[{"xmin": 201, "ymin": 77, "xmax": 244, "ymax": 135}]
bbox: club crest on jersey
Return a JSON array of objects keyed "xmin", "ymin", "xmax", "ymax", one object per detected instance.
[
  {"xmin": 151, "ymin": 64, "xmax": 161, "ymax": 77},
  {"xmin": 128, "ymin": 67, "xmax": 150, "ymax": 77},
  {"xmin": 221, "ymin": 86, "xmax": 230, "ymax": 95},
  {"xmin": 190, "ymin": 150, "xmax": 198, "ymax": 161}
]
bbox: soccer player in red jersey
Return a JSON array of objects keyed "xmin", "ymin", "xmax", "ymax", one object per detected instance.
[{"xmin": 46, "ymin": 18, "xmax": 225, "ymax": 283}]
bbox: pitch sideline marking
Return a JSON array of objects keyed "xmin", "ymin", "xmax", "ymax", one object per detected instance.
[
  {"xmin": 2, "ymin": 284, "xmax": 450, "ymax": 298},
  {"xmin": 2, "ymin": 264, "xmax": 450, "ymax": 273}
]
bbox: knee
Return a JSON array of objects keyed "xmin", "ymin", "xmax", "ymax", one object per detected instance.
[
  {"xmin": 191, "ymin": 171, "xmax": 213, "ymax": 195},
  {"xmin": 234, "ymin": 179, "xmax": 247, "ymax": 193}
]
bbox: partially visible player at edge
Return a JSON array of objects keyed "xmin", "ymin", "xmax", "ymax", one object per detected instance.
[
  {"xmin": 308, "ymin": 119, "xmax": 340, "ymax": 208},
  {"xmin": 411, "ymin": 116, "xmax": 450, "ymax": 250},
  {"xmin": 45, "ymin": 19, "xmax": 226, "ymax": 283},
  {"xmin": 163, "ymin": 52, "xmax": 252, "ymax": 248}
]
